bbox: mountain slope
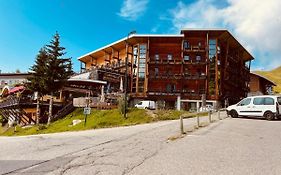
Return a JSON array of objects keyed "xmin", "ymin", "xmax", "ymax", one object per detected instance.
[{"xmin": 254, "ymin": 66, "xmax": 281, "ymax": 93}]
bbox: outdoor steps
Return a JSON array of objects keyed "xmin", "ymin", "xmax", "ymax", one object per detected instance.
[{"xmin": 51, "ymin": 101, "xmax": 75, "ymax": 122}]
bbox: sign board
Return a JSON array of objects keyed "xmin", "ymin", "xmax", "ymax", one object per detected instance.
[{"xmin": 83, "ymin": 107, "xmax": 91, "ymax": 115}]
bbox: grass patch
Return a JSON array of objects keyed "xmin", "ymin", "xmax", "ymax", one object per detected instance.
[
  {"xmin": 255, "ymin": 66, "xmax": 281, "ymax": 93},
  {"xmin": 0, "ymin": 108, "xmax": 206, "ymax": 136}
]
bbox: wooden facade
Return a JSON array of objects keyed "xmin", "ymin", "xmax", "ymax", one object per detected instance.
[
  {"xmin": 249, "ymin": 72, "xmax": 276, "ymax": 96},
  {"xmin": 78, "ymin": 29, "xmax": 254, "ymax": 107}
]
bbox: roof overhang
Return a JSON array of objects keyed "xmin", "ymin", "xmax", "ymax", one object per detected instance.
[
  {"xmin": 78, "ymin": 29, "xmax": 254, "ymax": 63},
  {"xmin": 67, "ymin": 79, "xmax": 107, "ymax": 85},
  {"xmin": 78, "ymin": 34, "xmax": 183, "ymax": 63},
  {"xmin": 181, "ymin": 28, "xmax": 254, "ymax": 61}
]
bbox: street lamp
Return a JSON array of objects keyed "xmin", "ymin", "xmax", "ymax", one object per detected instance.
[{"xmin": 124, "ymin": 30, "xmax": 136, "ymax": 118}]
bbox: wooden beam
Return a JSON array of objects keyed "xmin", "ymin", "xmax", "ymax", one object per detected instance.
[
  {"xmin": 205, "ymin": 32, "xmax": 209, "ymax": 97},
  {"xmin": 145, "ymin": 39, "xmax": 150, "ymax": 93}
]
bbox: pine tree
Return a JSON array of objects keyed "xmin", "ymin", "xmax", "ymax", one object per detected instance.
[
  {"xmin": 45, "ymin": 32, "xmax": 73, "ymax": 125},
  {"xmin": 27, "ymin": 47, "xmax": 49, "ymax": 124}
]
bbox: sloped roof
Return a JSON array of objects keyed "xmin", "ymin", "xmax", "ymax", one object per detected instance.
[{"xmin": 250, "ymin": 72, "xmax": 276, "ymax": 86}]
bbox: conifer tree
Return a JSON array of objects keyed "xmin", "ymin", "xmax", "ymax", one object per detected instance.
[
  {"xmin": 28, "ymin": 32, "xmax": 73, "ymax": 125},
  {"xmin": 45, "ymin": 32, "xmax": 73, "ymax": 125},
  {"xmin": 27, "ymin": 47, "xmax": 49, "ymax": 124}
]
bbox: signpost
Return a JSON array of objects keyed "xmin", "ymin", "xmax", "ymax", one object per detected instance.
[
  {"xmin": 84, "ymin": 107, "xmax": 91, "ymax": 126},
  {"xmin": 84, "ymin": 97, "xmax": 91, "ymax": 126}
]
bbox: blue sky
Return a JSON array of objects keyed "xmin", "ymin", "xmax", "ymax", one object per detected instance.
[{"xmin": 0, "ymin": 0, "xmax": 280, "ymax": 73}]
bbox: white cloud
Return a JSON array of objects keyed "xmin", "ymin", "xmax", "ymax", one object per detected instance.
[
  {"xmin": 118, "ymin": 0, "xmax": 149, "ymax": 21},
  {"xmin": 168, "ymin": 0, "xmax": 281, "ymax": 70}
]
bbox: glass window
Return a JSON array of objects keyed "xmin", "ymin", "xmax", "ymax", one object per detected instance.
[
  {"xmin": 138, "ymin": 72, "xmax": 145, "ymax": 78},
  {"xmin": 155, "ymin": 68, "xmax": 159, "ymax": 76},
  {"xmin": 167, "ymin": 54, "xmax": 173, "ymax": 61},
  {"xmin": 184, "ymin": 55, "xmax": 190, "ymax": 61},
  {"xmin": 184, "ymin": 41, "xmax": 189, "ymax": 49},
  {"xmin": 155, "ymin": 54, "xmax": 159, "ymax": 61},
  {"xmin": 196, "ymin": 55, "xmax": 201, "ymax": 61},
  {"xmin": 209, "ymin": 39, "xmax": 216, "ymax": 45},
  {"xmin": 138, "ymin": 44, "xmax": 146, "ymax": 92},
  {"xmin": 133, "ymin": 47, "xmax": 138, "ymax": 55},
  {"xmin": 253, "ymin": 98, "xmax": 264, "ymax": 105},
  {"xmin": 264, "ymin": 97, "xmax": 274, "ymax": 105},
  {"xmin": 166, "ymin": 84, "xmax": 172, "ymax": 92},
  {"xmin": 239, "ymin": 98, "xmax": 251, "ymax": 106}
]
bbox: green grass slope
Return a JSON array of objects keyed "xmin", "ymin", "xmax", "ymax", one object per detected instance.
[
  {"xmin": 0, "ymin": 108, "xmax": 201, "ymax": 136},
  {"xmin": 254, "ymin": 66, "xmax": 281, "ymax": 93}
]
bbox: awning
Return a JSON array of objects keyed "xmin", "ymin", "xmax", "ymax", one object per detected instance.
[{"xmin": 9, "ymin": 86, "xmax": 25, "ymax": 94}]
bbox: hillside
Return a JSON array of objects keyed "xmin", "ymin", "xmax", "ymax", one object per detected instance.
[{"xmin": 254, "ymin": 66, "xmax": 281, "ymax": 93}]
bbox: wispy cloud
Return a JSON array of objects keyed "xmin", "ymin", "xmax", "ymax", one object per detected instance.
[
  {"xmin": 118, "ymin": 0, "xmax": 149, "ymax": 21},
  {"xmin": 167, "ymin": 0, "xmax": 281, "ymax": 70}
]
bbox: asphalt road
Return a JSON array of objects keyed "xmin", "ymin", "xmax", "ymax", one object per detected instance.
[{"xmin": 1, "ymin": 112, "xmax": 281, "ymax": 175}]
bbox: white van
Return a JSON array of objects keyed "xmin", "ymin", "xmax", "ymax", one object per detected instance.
[
  {"xmin": 226, "ymin": 95, "xmax": 281, "ymax": 120},
  {"xmin": 135, "ymin": 100, "xmax": 156, "ymax": 110}
]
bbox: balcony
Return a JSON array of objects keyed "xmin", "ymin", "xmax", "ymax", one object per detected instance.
[
  {"xmin": 182, "ymin": 73, "xmax": 207, "ymax": 80},
  {"xmin": 183, "ymin": 45, "xmax": 206, "ymax": 53},
  {"xmin": 148, "ymin": 74, "xmax": 182, "ymax": 80},
  {"xmin": 148, "ymin": 58, "xmax": 182, "ymax": 65},
  {"xmin": 182, "ymin": 60, "xmax": 207, "ymax": 65}
]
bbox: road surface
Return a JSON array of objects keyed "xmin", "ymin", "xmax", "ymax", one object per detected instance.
[{"xmin": 1, "ymin": 112, "xmax": 281, "ymax": 175}]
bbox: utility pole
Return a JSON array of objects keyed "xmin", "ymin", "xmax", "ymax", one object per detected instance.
[{"xmin": 124, "ymin": 30, "xmax": 136, "ymax": 119}]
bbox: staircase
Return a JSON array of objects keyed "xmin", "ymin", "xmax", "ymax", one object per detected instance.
[
  {"xmin": 51, "ymin": 101, "xmax": 75, "ymax": 122},
  {"xmin": 0, "ymin": 96, "xmax": 36, "ymax": 126}
]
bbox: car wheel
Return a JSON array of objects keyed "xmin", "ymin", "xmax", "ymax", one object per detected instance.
[
  {"xmin": 264, "ymin": 111, "xmax": 274, "ymax": 121},
  {"xmin": 230, "ymin": 110, "xmax": 238, "ymax": 118}
]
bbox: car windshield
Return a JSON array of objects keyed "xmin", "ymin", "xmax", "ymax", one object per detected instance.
[{"xmin": 137, "ymin": 102, "xmax": 142, "ymax": 105}]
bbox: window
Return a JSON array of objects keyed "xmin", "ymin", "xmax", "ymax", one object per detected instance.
[
  {"xmin": 209, "ymin": 39, "xmax": 217, "ymax": 61},
  {"xmin": 184, "ymin": 41, "xmax": 190, "ymax": 49},
  {"xmin": 238, "ymin": 98, "xmax": 251, "ymax": 106},
  {"xmin": 155, "ymin": 67, "xmax": 159, "ymax": 76},
  {"xmin": 198, "ymin": 42, "xmax": 202, "ymax": 47},
  {"xmin": 133, "ymin": 46, "xmax": 138, "ymax": 76},
  {"xmin": 253, "ymin": 98, "xmax": 264, "ymax": 105},
  {"xmin": 196, "ymin": 55, "xmax": 201, "ymax": 62},
  {"xmin": 139, "ymin": 45, "xmax": 146, "ymax": 58},
  {"xmin": 253, "ymin": 97, "xmax": 274, "ymax": 105},
  {"xmin": 155, "ymin": 54, "xmax": 159, "ymax": 61},
  {"xmin": 138, "ymin": 44, "xmax": 147, "ymax": 92},
  {"xmin": 167, "ymin": 54, "xmax": 173, "ymax": 61},
  {"xmin": 166, "ymin": 84, "xmax": 172, "ymax": 92},
  {"xmin": 264, "ymin": 97, "xmax": 274, "ymax": 105},
  {"xmin": 184, "ymin": 55, "xmax": 190, "ymax": 61}
]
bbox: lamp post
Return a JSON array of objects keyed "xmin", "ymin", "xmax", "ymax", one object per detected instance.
[{"xmin": 124, "ymin": 30, "xmax": 136, "ymax": 118}]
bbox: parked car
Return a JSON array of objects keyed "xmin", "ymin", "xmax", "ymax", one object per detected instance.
[
  {"xmin": 135, "ymin": 100, "xmax": 156, "ymax": 110},
  {"xmin": 226, "ymin": 95, "xmax": 281, "ymax": 120},
  {"xmin": 199, "ymin": 104, "xmax": 214, "ymax": 112}
]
